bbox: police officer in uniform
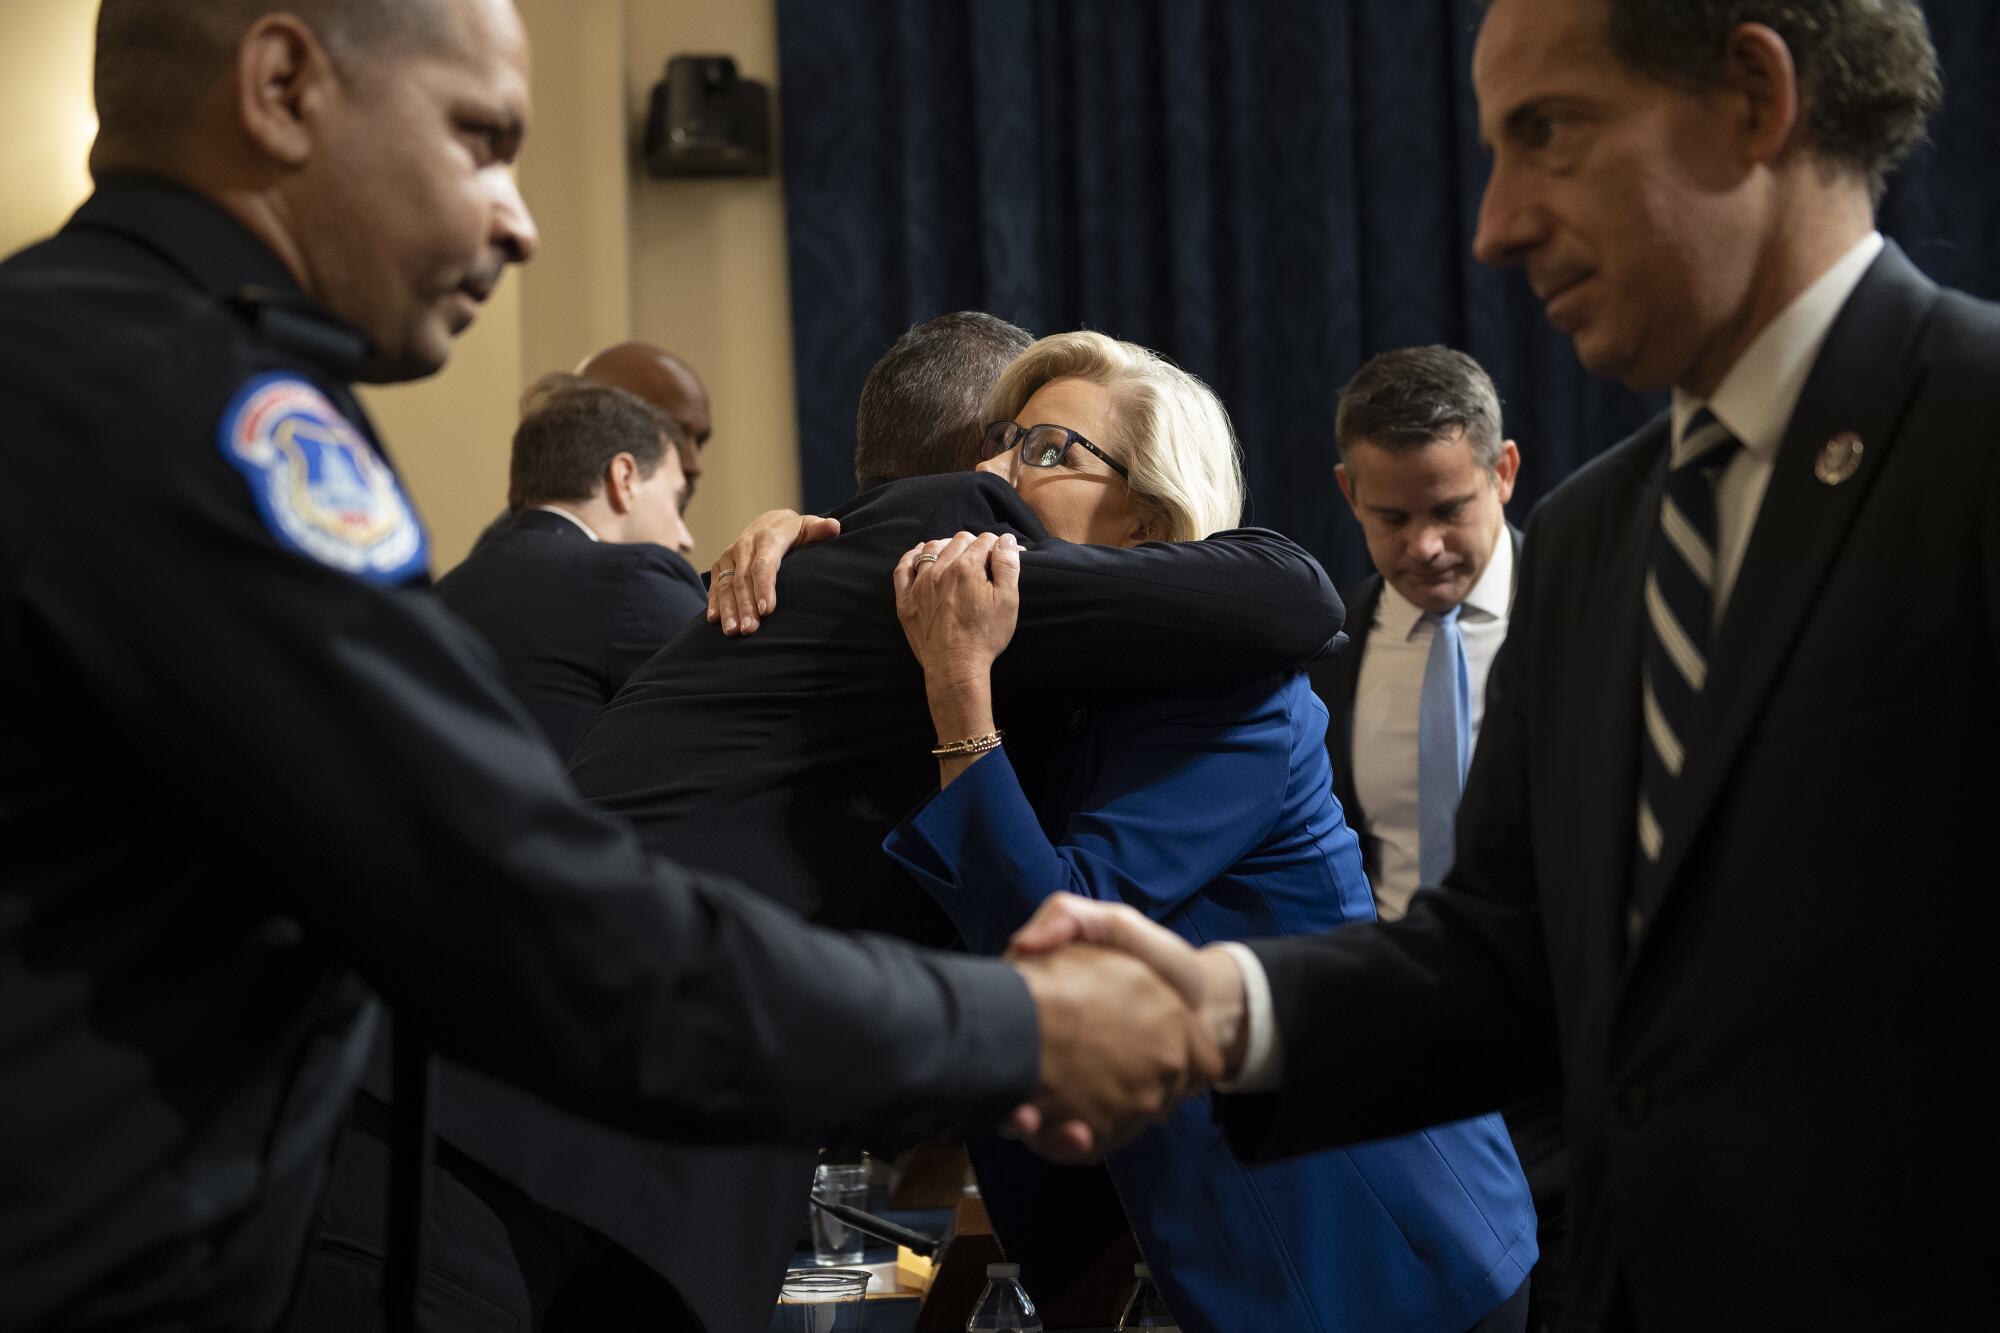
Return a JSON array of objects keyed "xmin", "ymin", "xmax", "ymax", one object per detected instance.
[{"xmin": 0, "ymin": 1, "xmax": 1219, "ymax": 1326}]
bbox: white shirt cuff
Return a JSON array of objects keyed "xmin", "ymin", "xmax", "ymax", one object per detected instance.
[{"xmin": 1214, "ymin": 942, "xmax": 1284, "ymax": 1093}]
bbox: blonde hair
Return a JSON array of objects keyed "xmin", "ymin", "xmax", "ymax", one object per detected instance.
[{"xmin": 981, "ymin": 331, "xmax": 1246, "ymax": 542}]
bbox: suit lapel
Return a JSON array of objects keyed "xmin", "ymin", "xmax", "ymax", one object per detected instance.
[
  {"xmin": 1350, "ymin": 577, "xmax": 1382, "ymax": 659},
  {"xmin": 1505, "ymin": 523, "xmax": 1523, "ymax": 611},
  {"xmin": 1566, "ymin": 425, "xmax": 1668, "ymax": 978},
  {"xmin": 1327, "ymin": 576, "xmax": 1380, "ymax": 719},
  {"xmin": 1640, "ymin": 244, "xmax": 1940, "ymax": 922},
  {"xmin": 1319, "ymin": 575, "xmax": 1379, "ymax": 826}
]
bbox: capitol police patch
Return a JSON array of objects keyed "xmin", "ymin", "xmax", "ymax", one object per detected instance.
[{"xmin": 217, "ymin": 373, "xmax": 429, "ymax": 585}]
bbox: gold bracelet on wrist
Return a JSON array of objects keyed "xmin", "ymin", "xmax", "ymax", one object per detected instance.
[{"xmin": 931, "ymin": 729, "xmax": 1004, "ymax": 759}]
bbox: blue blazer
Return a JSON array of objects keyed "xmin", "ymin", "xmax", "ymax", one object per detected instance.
[{"xmin": 886, "ymin": 671, "xmax": 1537, "ymax": 1333}]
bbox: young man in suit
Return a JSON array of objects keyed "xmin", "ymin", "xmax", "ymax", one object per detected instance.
[
  {"xmin": 1307, "ymin": 347, "xmax": 1567, "ymax": 1331},
  {"xmin": 436, "ymin": 374, "xmax": 703, "ymax": 760},
  {"xmin": 1021, "ymin": 2, "xmax": 1994, "ymax": 1327},
  {"xmin": 470, "ymin": 343, "xmax": 711, "ymax": 556},
  {"xmin": 1311, "ymin": 346, "xmax": 1520, "ymax": 923}
]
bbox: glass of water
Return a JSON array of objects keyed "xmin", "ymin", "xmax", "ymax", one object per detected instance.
[
  {"xmin": 811, "ymin": 1162, "xmax": 869, "ymax": 1265},
  {"xmin": 774, "ymin": 1267, "xmax": 870, "ymax": 1333}
]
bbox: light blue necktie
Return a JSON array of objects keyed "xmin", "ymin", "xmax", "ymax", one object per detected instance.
[{"xmin": 1417, "ymin": 607, "xmax": 1470, "ymax": 887}]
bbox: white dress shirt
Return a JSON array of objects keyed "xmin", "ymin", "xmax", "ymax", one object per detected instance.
[
  {"xmin": 1670, "ymin": 231, "xmax": 1882, "ymax": 621},
  {"xmin": 1350, "ymin": 524, "xmax": 1515, "ymax": 920},
  {"xmin": 1225, "ymin": 230, "xmax": 1886, "ymax": 1093}
]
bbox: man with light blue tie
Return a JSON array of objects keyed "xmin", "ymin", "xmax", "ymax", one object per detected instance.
[
  {"xmin": 1306, "ymin": 345, "xmax": 1565, "ymax": 1330},
  {"xmin": 1310, "ymin": 346, "xmax": 1520, "ymax": 921}
]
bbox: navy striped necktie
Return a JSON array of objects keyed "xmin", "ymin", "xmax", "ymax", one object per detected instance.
[{"xmin": 1632, "ymin": 408, "xmax": 1741, "ymax": 938}]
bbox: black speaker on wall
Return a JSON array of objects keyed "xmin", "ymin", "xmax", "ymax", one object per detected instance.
[{"xmin": 643, "ymin": 54, "xmax": 772, "ymax": 178}]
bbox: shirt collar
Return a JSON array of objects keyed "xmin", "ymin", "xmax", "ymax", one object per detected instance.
[
  {"xmin": 67, "ymin": 173, "xmax": 378, "ymax": 380},
  {"xmin": 1460, "ymin": 521, "xmax": 1513, "ymax": 622},
  {"xmin": 533, "ymin": 505, "xmax": 601, "ymax": 541},
  {"xmin": 1377, "ymin": 578, "xmax": 1426, "ymax": 642},
  {"xmin": 1671, "ymin": 231, "xmax": 1883, "ymax": 462},
  {"xmin": 1374, "ymin": 521, "xmax": 1511, "ymax": 641},
  {"xmin": 68, "ymin": 173, "xmax": 306, "ymax": 299}
]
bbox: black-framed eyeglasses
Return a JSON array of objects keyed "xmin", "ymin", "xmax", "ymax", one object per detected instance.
[{"xmin": 982, "ymin": 420, "xmax": 1131, "ymax": 479}]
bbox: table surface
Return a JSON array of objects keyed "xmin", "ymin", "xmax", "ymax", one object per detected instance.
[{"xmin": 781, "ymin": 1199, "xmax": 1124, "ymax": 1330}]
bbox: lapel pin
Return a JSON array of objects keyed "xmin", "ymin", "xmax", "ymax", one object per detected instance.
[{"xmin": 1815, "ymin": 431, "xmax": 1864, "ymax": 485}]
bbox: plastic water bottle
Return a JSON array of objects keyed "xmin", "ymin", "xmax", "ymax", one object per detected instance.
[
  {"xmin": 965, "ymin": 1261, "xmax": 1042, "ymax": 1331},
  {"xmin": 1116, "ymin": 1262, "xmax": 1181, "ymax": 1330}
]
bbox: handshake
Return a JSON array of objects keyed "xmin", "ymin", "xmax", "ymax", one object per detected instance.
[{"xmin": 1003, "ymin": 893, "xmax": 1256, "ymax": 1163}]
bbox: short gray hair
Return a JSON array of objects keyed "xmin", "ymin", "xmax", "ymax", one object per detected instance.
[
  {"xmin": 1334, "ymin": 346, "xmax": 1505, "ymax": 471},
  {"xmin": 853, "ymin": 311, "xmax": 1033, "ymax": 490}
]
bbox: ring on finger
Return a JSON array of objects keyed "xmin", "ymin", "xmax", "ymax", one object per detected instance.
[
  {"xmin": 716, "ymin": 569, "xmax": 735, "ymax": 580},
  {"xmin": 914, "ymin": 553, "xmax": 940, "ymax": 565}
]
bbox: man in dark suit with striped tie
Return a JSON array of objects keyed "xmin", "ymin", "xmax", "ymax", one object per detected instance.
[{"xmin": 1018, "ymin": 1, "xmax": 1996, "ymax": 1327}]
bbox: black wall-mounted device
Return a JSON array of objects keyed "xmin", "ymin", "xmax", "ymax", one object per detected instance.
[{"xmin": 643, "ymin": 55, "xmax": 773, "ymax": 178}]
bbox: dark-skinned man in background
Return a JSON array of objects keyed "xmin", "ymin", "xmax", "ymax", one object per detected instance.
[{"xmin": 581, "ymin": 341, "xmax": 713, "ymax": 505}]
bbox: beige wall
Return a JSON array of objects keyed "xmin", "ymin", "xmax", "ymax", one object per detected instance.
[
  {"xmin": 625, "ymin": 0, "xmax": 801, "ymax": 565},
  {"xmin": 0, "ymin": 0, "xmax": 803, "ymax": 573},
  {"xmin": 0, "ymin": 1, "xmax": 98, "ymax": 250},
  {"xmin": 379, "ymin": 0, "xmax": 804, "ymax": 569}
]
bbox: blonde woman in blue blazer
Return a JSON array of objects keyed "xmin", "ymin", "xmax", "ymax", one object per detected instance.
[{"xmin": 886, "ymin": 331, "xmax": 1537, "ymax": 1333}]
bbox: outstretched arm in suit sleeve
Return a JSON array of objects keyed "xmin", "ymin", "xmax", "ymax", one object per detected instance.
[
  {"xmin": 885, "ymin": 682, "xmax": 1290, "ymax": 955},
  {"xmin": 705, "ymin": 476, "xmax": 1342, "ymax": 680},
  {"xmin": 1005, "ymin": 525, "xmax": 1346, "ymax": 692},
  {"xmin": 1214, "ymin": 515, "xmax": 1562, "ymax": 1162},
  {"xmin": 38, "ymin": 416, "xmax": 1234, "ymax": 1153}
]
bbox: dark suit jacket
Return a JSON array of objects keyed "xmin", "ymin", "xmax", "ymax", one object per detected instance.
[
  {"xmin": 1222, "ymin": 242, "xmax": 2000, "ymax": 1331},
  {"xmin": 532, "ymin": 470, "xmax": 1347, "ymax": 1333},
  {"xmin": 434, "ymin": 508, "xmax": 706, "ymax": 760}
]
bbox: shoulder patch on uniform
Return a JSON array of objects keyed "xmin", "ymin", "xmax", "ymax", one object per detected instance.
[{"xmin": 217, "ymin": 372, "xmax": 429, "ymax": 584}]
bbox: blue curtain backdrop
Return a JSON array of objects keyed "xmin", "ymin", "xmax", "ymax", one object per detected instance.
[{"xmin": 775, "ymin": 1, "xmax": 2000, "ymax": 586}]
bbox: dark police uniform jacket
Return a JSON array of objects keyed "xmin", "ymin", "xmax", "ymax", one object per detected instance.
[
  {"xmin": 435, "ymin": 507, "xmax": 707, "ymax": 761},
  {"xmin": 0, "ymin": 174, "xmax": 1040, "ymax": 1330}
]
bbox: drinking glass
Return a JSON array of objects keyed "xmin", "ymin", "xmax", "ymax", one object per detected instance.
[
  {"xmin": 773, "ymin": 1267, "xmax": 870, "ymax": 1333},
  {"xmin": 811, "ymin": 1162, "xmax": 869, "ymax": 1265}
]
